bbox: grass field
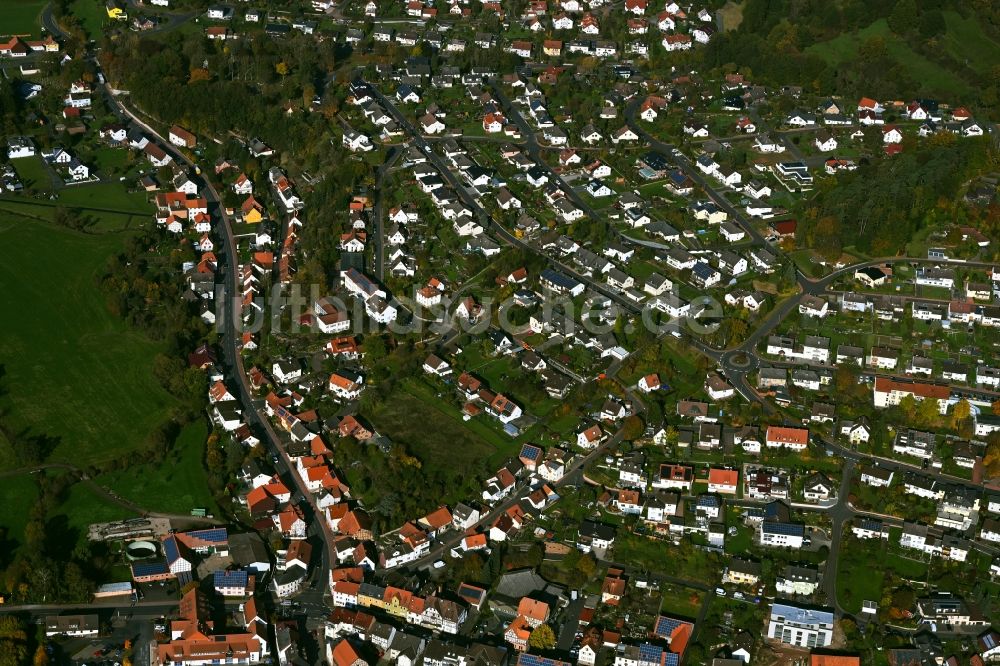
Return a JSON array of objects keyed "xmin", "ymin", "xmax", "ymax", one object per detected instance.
[
  {"xmin": 54, "ymin": 182, "xmax": 154, "ymax": 213},
  {"xmin": 836, "ymin": 536, "xmax": 929, "ymax": 614},
  {"xmin": 68, "ymin": 0, "xmax": 109, "ymax": 39},
  {"xmin": 12, "ymin": 156, "xmax": 52, "ymax": 190},
  {"xmin": 50, "ymin": 481, "xmax": 138, "ymax": 549},
  {"xmin": 0, "ymin": 198, "xmax": 138, "ymax": 232},
  {"xmin": 0, "ymin": 0, "xmax": 47, "ymax": 36},
  {"xmin": 368, "ymin": 384, "xmax": 501, "ymax": 476},
  {"xmin": 941, "ymin": 10, "xmax": 1000, "ymax": 75},
  {"xmin": 0, "ymin": 473, "xmax": 40, "ymax": 560},
  {"xmin": 806, "ymin": 19, "xmax": 972, "ymax": 97},
  {"xmin": 0, "ymin": 216, "xmax": 178, "ymax": 470},
  {"xmin": 95, "ymin": 420, "xmax": 217, "ymax": 515}
]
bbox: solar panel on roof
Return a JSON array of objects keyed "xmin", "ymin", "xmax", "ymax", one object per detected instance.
[
  {"xmin": 654, "ymin": 615, "xmax": 682, "ymax": 637},
  {"xmin": 131, "ymin": 562, "xmax": 169, "ymax": 577},
  {"xmin": 639, "ymin": 643, "xmax": 663, "ymax": 663},
  {"xmin": 190, "ymin": 528, "xmax": 228, "ymax": 542},
  {"xmin": 517, "ymin": 655, "xmax": 566, "ymax": 666},
  {"xmin": 762, "ymin": 521, "xmax": 804, "ymax": 536},
  {"xmin": 162, "ymin": 535, "xmax": 180, "ymax": 562},
  {"xmin": 214, "ymin": 570, "xmax": 248, "ymax": 585}
]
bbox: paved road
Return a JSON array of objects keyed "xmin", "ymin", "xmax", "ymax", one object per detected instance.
[
  {"xmin": 821, "ymin": 459, "xmax": 855, "ymax": 613},
  {"xmin": 40, "ymin": 3, "xmax": 68, "ymax": 39}
]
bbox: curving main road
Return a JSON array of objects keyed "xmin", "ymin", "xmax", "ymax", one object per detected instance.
[{"xmin": 96, "ymin": 72, "xmax": 335, "ymax": 612}]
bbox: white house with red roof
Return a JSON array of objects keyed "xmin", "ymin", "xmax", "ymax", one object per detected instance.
[
  {"xmin": 577, "ymin": 424, "xmax": 605, "ymax": 449},
  {"xmin": 765, "ymin": 426, "xmax": 809, "ymax": 451},
  {"xmin": 638, "ymin": 374, "xmax": 661, "ymax": 393},
  {"xmin": 873, "ymin": 377, "xmax": 949, "ymax": 414}
]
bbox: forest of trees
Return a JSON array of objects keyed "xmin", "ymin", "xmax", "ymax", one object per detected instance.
[
  {"xmin": 799, "ymin": 134, "xmax": 996, "ymax": 255},
  {"xmin": 702, "ymin": 0, "xmax": 1000, "ymax": 111}
]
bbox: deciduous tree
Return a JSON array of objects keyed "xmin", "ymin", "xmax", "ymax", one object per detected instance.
[{"xmin": 528, "ymin": 624, "xmax": 556, "ymax": 651}]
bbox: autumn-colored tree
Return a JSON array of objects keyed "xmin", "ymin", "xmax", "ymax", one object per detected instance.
[
  {"xmin": 620, "ymin": 415, "xmax": 645, "ymax": 441},
  {"xmin": 811, "ymin": 215, "xmax": 842, "ymax": 262},
  {"xmin": 188, "ymin": 68, "xmax": 210, "ymax": 84},
  {"xmin": 528, "ymin": 624, "xmax": 557, "ymax": 651},
  {"xmin": 917, "ymin": 398, "xmax": 941, "ymax": 427},
  {"xmin": 985, "ymin": 432, "xmax": 1000, "ymax": 479},
  {"xmin": 0, "ymin": 617, "xmax": 26, "ymax": 642},
  {"xmin": 992, "ymin": 399, "xmax": 1000, "ymax": 416},
  {"xmin": 575, "ymin": 554, "xmax": 596, "ymax": 579},
  {"xmin": 898, "ymin": 394, "xmax": 918, "ymax": 420},
  {"xmin": 951, "ymin": 398, "xmax": 972, "ymax": 432},
  {"xmin": 952, "ymin": 398, "xmax": 971, "ymax": 423},
  {"xmin": 275, "ymin": 62, "xmax": 289, "ymax": 77}
]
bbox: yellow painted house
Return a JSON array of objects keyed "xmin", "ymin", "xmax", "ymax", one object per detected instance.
[
  {"xmin": 106, "ymin": 0, "xmax": 127, "ymax": 20},
  {"xmin": 240, "ymin": 196, "xmax": 265, "ymax": 224}
]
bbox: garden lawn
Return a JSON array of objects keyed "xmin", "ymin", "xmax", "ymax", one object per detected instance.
[
  {"xmin": 0, "ymin": 216, "xmax": 178, "ymax": 470},
  {"xmin": 658, "ymin": 583, "xmax": 703, "ymax": 619},
  {"xmin": 91, "ymin": 148, "xmax": 131, "ymax": 177},
  {"xmin": 95, "ymin": 420, "xmax": 217, "ymax": 515}
]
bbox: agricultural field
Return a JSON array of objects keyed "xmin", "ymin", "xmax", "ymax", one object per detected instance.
[
  {"xmin": 52, "ymin": 182, "xmax": 154, "ymax": 213},
  {"xmin": 0, "ymin": 215, "xmax": 178, "ymax": 470},
  {"xmin": 0, "ymin": 197, "xmax": 140, "ymax": 232}
]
